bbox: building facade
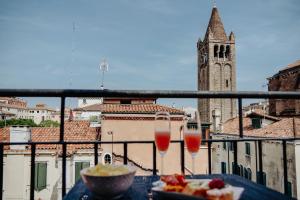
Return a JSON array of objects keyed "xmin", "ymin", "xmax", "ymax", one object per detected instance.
[
  {"xmin": 211, "ymin": 114, "xmax": 300, "ymax": 199},
  {"xmin": 268, "ymin": 60, "xmax": 300, "ymax": 116},
  {"xmin": 197, "ymin": 6, "xmax": 237, "ymax": 129}
]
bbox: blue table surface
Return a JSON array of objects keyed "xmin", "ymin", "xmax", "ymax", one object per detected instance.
[{"xmin": 63, "ymin": 174, "xmax": 294, "ymax": 200}]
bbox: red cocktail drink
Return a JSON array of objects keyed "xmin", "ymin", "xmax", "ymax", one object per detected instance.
[
  {"xmin": 155, "ymin": 131, "xmax": 171, "ymax": 152},
  {"xmin": 184, "ymin": 133, "xmax": 201, "ymax": 154}
]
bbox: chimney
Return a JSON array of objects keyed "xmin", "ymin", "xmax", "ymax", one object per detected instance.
[{"xmin": 10, "ymin": 126, "xmax": 31, "ymax": 150}]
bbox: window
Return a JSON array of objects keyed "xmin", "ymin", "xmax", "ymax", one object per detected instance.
[
  {"xmin": 75, "ymin": 162, "xmax": 90, "ymax": 182},
  {"xmin": 221, "ymin": 162, "xmax": 226, "ymax": 174},
  {"xmin": 226, "ymin": 79, "xmax": 229, "ymax": 87},
  {"xmin": 229, "ymin": 142, "xmax": 234, "ymax": 151},
  {"xmin": 222, "ymin": 141, "xmax": 226, "ymax": 150},
  {"xmin": 219, "ymin": 45, "xmax": 224, "ymax": 58},
  {"xmin": 257, "ymin": 171, "xmax": 266, "ymax": 185},
  {"xmin": 247, "ymin": 168, "xmax": 252, "ymax": 180},
  {"xmin": 225, "ymin": 45, "xmax": 230, "ymax": 58},
  {"xmin": 201, "ymin": 127, "xmax": 206, "ymax": 145},
  {"xmin": 252, "ymin": 118, "xmax": 262, "ymax": 129},
  {"xmin": 37, "ymin": 110, "xmax": 39, "ymax": 113},
  {"xmin": 104, "ymin": 154, "xmax": 112, "ymax": 164},
  {"xmin": 214, "ymin": 45, "xmax": 218, "ymax": 58},
  {"xmin": 244, "ymin": 167, "xmax": 248, "ymax": 179},
  {"xmin": 83, "ymin": 98, "xmax": 87, "ymax": 104},
  {"xmin": 35, "ymin": 162, "xmax": 47, "ymax": 191},
  {"xmin": 239, "ymin": 165, "xmax": 244, "ymax": 176},
  {"xmin": 287, "ymin": 181, "xmax": 292, "ymax": 197},
  {"xmin": 245, "ymin": 142, "xmax": 251, "ymax": 155}
]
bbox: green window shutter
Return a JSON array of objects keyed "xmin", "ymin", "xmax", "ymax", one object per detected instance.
[
  {"xmin": 35, "ymin": 162, "xmax": 47, "ymax": 191},
  {"xmin": 287, "ymin": 182, "xmax": 292, "ymax": 197},
  {"xmin": 223, "ymin": 142, "xmax": 226, "ymax": 150},
  {"xmin": 75, "ymin": 162, "xmax": 90, "ymax": 182},
  {"xmin": 38, "ymin": 163, "xmax": 47, "ymax": 190},
  {"xmin": 252, "ymin": 118, "xmax": 262, "ymax": 129},
  {"xmin": 75, "ymin": 162, "xmax": 82, "ymax": 183},
  {"xmin": 34, "ymin": 163, "xmax": 38, "ymax": 191},
  {"xmin": 82, "ymin": 162, "xmax": 90, "ymax": 169}
]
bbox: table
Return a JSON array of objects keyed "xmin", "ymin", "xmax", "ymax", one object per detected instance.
[{"xmin": 63, "ymin": 174, "xmax": 294, "ymax": 200}]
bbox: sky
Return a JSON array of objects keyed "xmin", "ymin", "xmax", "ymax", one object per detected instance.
[{"xmin": 0, "ymin": 0, "xmax": 300, "ymax": 108}]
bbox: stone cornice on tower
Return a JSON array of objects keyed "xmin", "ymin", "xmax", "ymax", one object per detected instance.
[{"xmin": 204, "ymin": 7, "xmax": 228, "ymax": 41}]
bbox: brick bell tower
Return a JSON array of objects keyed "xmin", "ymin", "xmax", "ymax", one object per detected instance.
[{"xmin": 197, "ymin": 5, "xmax": 237, "ymax": 131}]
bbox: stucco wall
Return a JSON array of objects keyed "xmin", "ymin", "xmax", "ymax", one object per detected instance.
[
  {"xmin": 101, "ymin": 116, "xmax": 208, "ymax": 175},
  {"xmin": 211, "ymin": 135, "xmax": 298, "ymax": 198}
]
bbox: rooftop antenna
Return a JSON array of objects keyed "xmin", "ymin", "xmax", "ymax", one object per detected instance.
[{"xmin": 100, "ymin": 59, "xmax": 109, "ymax": 90}]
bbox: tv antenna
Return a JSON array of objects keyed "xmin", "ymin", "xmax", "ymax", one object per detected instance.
[{"xmin": 100, "ymin": 59, "xmax": 109, "ymax": 90}]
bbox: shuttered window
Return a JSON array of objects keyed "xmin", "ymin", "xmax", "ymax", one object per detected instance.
[
  {"xmin": 257, "ymin": 171, "xmax": 267, "ymax": 185},
  {"xmin": 221, "ymin": 162, "xmax": 226, "ymax": 174},
  {"xmin": 245, "ymin": 143, "xmax": 251, "ymax": 155},
  {"xmin": 35, "ymin": 162, "xmax": 47, "ymax": 191},
  {"xmin": 75, "ymin": 162, "xmax": 90, "ymax": 182},
  {"xmin": 287, "ymin": 182, "xmax": 292, "ymax": 197},
  {"xmin": 222, "ymin": 142, "xmax": 226, "ymax": 150},
  {"xmin": 252, "ymin": 118, "xmax": 262, "ymax": 129}
]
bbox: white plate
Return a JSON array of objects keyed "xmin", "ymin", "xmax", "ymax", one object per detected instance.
[{"xmin": 152, "ymin": 179, "xmax": 244, "ymax": 200}]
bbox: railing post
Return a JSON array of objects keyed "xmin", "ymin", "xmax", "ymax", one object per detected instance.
[
  {"xmin": 123, "ymin": 142, "xmax": 128, "ymax": 165},
  {"xmin": 153, "ymin": 142, "xmax": 157, "ymax": 175},
  {"xmin": 282, "ymin": 140, "xmax": 288, "ymax": 195},
  {"xmin": 30, "ymin": 144, "xmax": 36, "ymax": 200},
  {"xmin": 62, "ymin": 143, "xmax": 67, "ymax": 198},
  {"xmin": 59, "ymin": 97, "xmax": 65, "ymax": 142},
  {"xmin": 258, "ymin": 140, "xmax": 263, "ymax": 184},
  {"xmin": 238, "ymin": 98, "xmax": 243, "ymax": 138},
  {"xmin": 0, "ymin": 144, "xmax": 3, "ymax": 200},
  {"xmin": 233, "ymin": 141, "xmax": 238, "ymax": 175},
  {"xmin": 180, "ymin": 141, "xmax": 185, "ymax": 174},
  {"xmin": 208, "ymin": 141, "xmax": 212, "ymax": 174},
  {"xmin": 94, "ymin": 143, "xmax": 98, "ymax": 165},
  {"xmin": 60, "ymin": 96, "xmax": 66, "ymax": 198}
]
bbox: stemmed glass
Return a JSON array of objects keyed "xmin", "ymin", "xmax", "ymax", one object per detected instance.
[
  {"xmin": 183, "ymin": 111, "xmax": 202, "ymax": 175},
  {"xmin": 154, "ymin": 111, "xmax": 171, "ymax": 176}
]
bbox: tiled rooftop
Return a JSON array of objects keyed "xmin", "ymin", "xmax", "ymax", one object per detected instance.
[
  {"xmin": 0, "ymin": 121, "xmax": 100, "ymax": 154},
  {"xmin": 222, "ymin": 116, "xmax": 300, "ymax": 138},
  {"xmin": 74, "ymin": 103, "xmax": 184, "ymax": 115}
]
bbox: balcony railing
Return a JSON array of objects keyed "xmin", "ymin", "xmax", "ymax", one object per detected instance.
[{"xmin": 0, "ymin": 89, "xmax": 300, "ymax": 200}]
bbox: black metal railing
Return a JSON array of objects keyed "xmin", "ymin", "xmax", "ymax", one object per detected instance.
[{"xmin": 0, "ymin": 89, "xmax": 299, "ymax": 200}]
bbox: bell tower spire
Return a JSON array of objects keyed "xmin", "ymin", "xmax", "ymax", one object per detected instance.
[{"xmin": 197, "ymin": 6, "xmax": 237, "ymax": 131}]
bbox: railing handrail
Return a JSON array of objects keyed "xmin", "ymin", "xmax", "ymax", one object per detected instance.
[
  {"xmin": 2, "ymin": 137, "xmax": 300, "ymax": 146},
  {"xmin": 0, "ymin": 89, "xmax": 300, "ymax": 98}
]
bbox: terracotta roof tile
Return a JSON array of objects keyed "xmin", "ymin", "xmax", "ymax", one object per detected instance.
[
  {"xmin": 74, "ymin": 103, "xmax": 184, "ymax": 114},
  {"xmin": 1, "ymin": 121, "xmax": 100, "ymax": 154},
  {"xmin": 222, "ymin": 117, "xmax": 300, "ymax": 138}
]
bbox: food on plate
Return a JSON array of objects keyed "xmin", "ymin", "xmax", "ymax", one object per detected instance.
[
  {"xmin": 160, "ymin": 175, "xmax": 234, "ymax": 200},
  {"xmin": 161, "ymin": 174, "xmax": 188, "ymax": 192},
  {"xmin": 85, "ymin": 164, "xmax": 130, "ymax": 176}
]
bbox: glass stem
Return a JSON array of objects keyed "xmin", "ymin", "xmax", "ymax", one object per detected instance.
[
  {"xmin": 161, "ymin": 154, "xmax": 164, "ymax": 176},
  {"xmin": 192, "ymin": 155, "xmax": 195, "ymax": 176}
]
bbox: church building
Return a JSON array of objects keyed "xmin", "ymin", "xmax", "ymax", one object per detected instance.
[{"xmin": 197, "ymin": 6, "xmax": 237, "ymax": 131}]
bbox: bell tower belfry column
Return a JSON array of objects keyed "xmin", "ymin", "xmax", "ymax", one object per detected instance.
[{"xmin": 197, "ymin": 6, "xmax": 237, "ymax": 130}]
